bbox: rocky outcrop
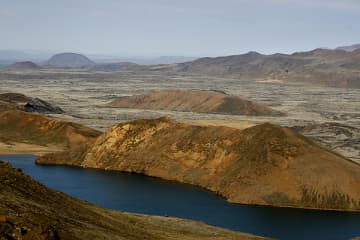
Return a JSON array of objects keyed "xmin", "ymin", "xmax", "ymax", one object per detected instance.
[
  {"xmin": 107, "ymin": 90, "xmax": 283, "ymax": 116},
  {"xmin": 38, "ymin": 117, "xmax": 360, "ymax": 211},
  {"xmin": 0, "ymin": 160, "xmax": 267, "ymax": 240},
  {"xmin": 0, "ymin": 93, "xmax": 64, "ymax": 114},
  {"xmin": 0, "ymin": 219, "xmax": 59, "ymax": 240}
]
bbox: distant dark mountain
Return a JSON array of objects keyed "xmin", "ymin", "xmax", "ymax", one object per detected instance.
[
  {"xmin": 90, "ymin": 62, "xmax": 138, "ymax": 71},
  {"xmin": 46, "ymin": 52, "xmax": 95, "ymax": 68},
  {"xmin": 5, "ymin": 61, "xmax": 41, "ymax": 70},
  {"xmin": 336, "ymin": 43, "xmax": 360, "ymax": 52},
  {"xmin": 91, "ymin": 56, "xmax": 198, "ymax": 65},
  {"xmin": 169, "ymin": 48, "xmax": 360, "ymax": 88}
]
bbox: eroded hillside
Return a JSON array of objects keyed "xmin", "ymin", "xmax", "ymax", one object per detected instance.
[{"xmin": 38, "ymin": 117, "xmax": 360, "ymax": 211}]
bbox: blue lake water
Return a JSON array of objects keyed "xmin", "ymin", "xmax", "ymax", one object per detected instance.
[{"xmin": 2, "ymin": 154, "xmax": 360, "ymax": 240}]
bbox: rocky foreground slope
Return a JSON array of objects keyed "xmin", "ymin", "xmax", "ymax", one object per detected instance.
[
  {"xmin": 0, "ymin": 160, "xmax": 266, "ymax": 240},
  {"xmin": 107, "ymin": 90, "xmax": 283, "ymax": 116},
  {"xmin": 38, "ymin": 117, "xmax": 360, "ymax": 211}
]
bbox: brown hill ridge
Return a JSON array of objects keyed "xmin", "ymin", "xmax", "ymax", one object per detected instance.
[
  {"xmin": 0, "ymin": 160, "xmax": 266, "ymax": 240},
  {"xmin": 107, "ymin": 90, "xmax": 283, "ymax": 116},
  {"xmin": 0, "ymin": 110, "xmax": 101, "ymax": 155},
  {"xmin": 38, "ymin": 117, "xmax": 360, "ymax": 211}
]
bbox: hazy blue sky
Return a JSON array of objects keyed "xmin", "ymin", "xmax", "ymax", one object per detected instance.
[{"xmin": 0, "ymin": 0, "xmax": 359, "ymax": 57}]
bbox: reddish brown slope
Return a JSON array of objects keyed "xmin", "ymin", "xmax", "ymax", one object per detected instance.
[
  {"xmin": 107, "ymin": 90, "xmax": 283, "ymax": 116},
  {"xmin": 38, "ymin": 117, "xmax": 360, "ymax": 211},
  {"xmin": 0, "ymin": 110, "xmax": 101, "ymax": 156}
]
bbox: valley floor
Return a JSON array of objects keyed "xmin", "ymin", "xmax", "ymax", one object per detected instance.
[{"xmin": 0, "ymin": 69, "xmax": 358, "ymax": 162}]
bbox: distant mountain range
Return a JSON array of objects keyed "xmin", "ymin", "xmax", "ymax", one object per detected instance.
[
  {"xmin": 1, "ymin": 44, "xmax": 360, "ymax": 88},
  {"xmin": 0, "ymin": 50, "xmax": 197, "ymax": 66},
  {"xmin": 336, "ymin": 43, "xmax": 360, "ymax": 52},
  {"xmin": 166, "ymin": 48, "xmax": 360, "ymax": 88}
]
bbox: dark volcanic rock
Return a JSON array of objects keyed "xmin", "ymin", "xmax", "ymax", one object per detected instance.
[
  {"xmin": 292, "ymin": 122, "xmax": 360, "ymax": 163},
  {"xmin": 23, "ymin": 98, "xmax": 64, "ymax": 114},
  {"xmin": 0, "ymin": 93, "xmax": 64, "ymax": 114}
]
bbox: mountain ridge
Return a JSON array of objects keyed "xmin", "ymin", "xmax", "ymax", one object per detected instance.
[
  {"xmin": 37, "ymin": 117, "xmax": 360, "ymax": 211},
  {"xmin": 107, "ymin": 90, "xmax": 283, "ymax": 116}
]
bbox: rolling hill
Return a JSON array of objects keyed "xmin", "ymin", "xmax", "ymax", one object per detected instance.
[
  {"xmin": 46, "ymin": 53, "xmax": 95, "ymax": 68},
  {"xmin": 37, "ymin": 117, "xmax": 360, "ymax": 211},
  {"xmin": 107, "ymin": 90, "xmax": 283, "ymax": 116}
]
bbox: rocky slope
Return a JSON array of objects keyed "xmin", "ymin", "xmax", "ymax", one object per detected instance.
[
  {"xmin": 0, "ymin": 160, "xmax": 266, "ymax": 240},
  {"xmin": 107, "ymin": 90, "xmax": 283, "ymax": 116},
  {"xmin": 38, "ymin": 117, "xmax": 360, "ymax": 211},
  {"xmin": 293, "ymin": 122, "xmax": 360, "ymax": 164},
  {"xmin": 46, "ymin": 53, "xmax": 95, "ymax": 68},
  {"xmin": 0, "ymin": 92, "xmax": 64, "ymax": 114},
  {"xmin": 0, "ymin": 110, "xmax": 101, "ymax": 155}
]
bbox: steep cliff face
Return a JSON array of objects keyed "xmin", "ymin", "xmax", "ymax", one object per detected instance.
[
  {"xmin": 107, "ymin": 90, "xmax": 283, "ymax": 116},
  {"xmin": 38, "ymin": 118, "xmax": 360, "ymax": 211},
  {"xmin": 0, "ymin": 160, "xmax": 265, "ymax": 240}
]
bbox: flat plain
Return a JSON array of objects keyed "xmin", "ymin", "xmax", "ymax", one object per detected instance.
[{"xmin": 0, "ymin": 68, "xmax": 359, "ymax": 162}]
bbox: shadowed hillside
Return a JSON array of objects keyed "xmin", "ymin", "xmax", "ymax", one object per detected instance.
[{"xmin": 0, "ymin": 93, "xmax": 64, "ymax": 114}]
